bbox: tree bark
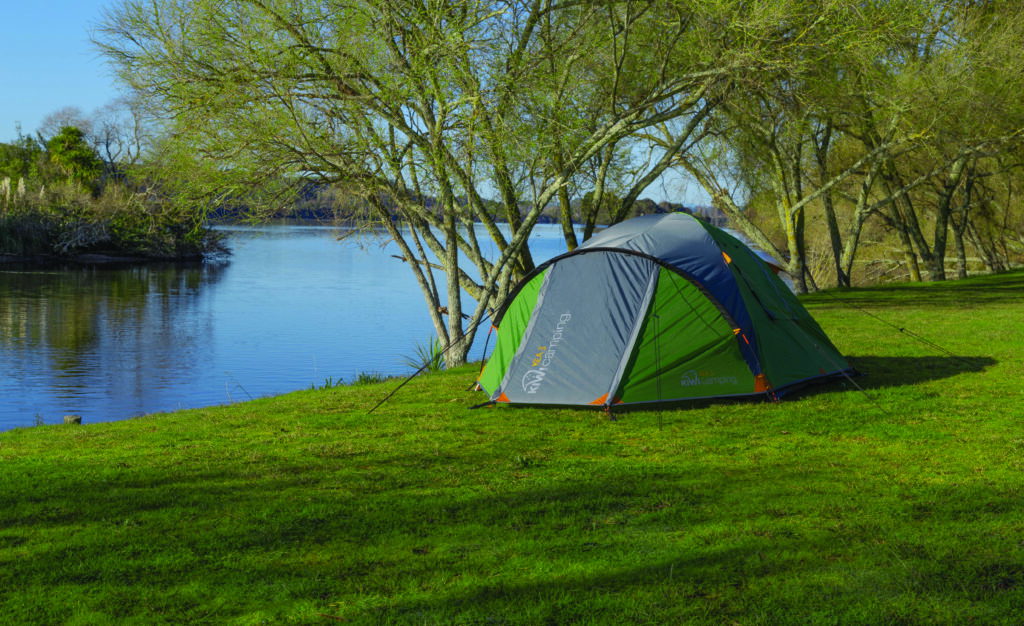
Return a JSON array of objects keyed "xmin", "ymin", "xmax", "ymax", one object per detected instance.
[
  {"xmin": 814, "ymin": 121, "xmax": 849, "ymax": 288},
  {"xmin": 927, "ymin": 155, "xmax": 971, "ymax": 281}
]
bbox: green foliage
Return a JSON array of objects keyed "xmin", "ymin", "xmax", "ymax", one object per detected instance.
[
  {"xmin": 2, "ymin": 271, "xmax": 1023, "ymax": 623},
  {"xmin": 45, "ymin": 126, "xmax": 103, "ymax": 189},
  {"xmin": 309, "ymin": 372, "xmax": 399, "ymax": 390},
  {"xmin": 0, "ymin": 204, "xmax": 55, "ymax": 256},
  {"xmin": 310, "ymin": 376, "xmax": 346, "ymax": 390},
  {"xmin": 400, "ymin": 335, "xmax": 445, "ymax": 373},
  {"xmin": 0, "ymin": 129, "xmax": 42, "ymax": 184},
  {"xmin": 354, "ymin": 371, "xmax": 390, "ymax": 385}
]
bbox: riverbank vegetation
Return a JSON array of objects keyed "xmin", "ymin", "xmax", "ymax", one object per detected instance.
[
  {"xmin": 2, "ymin": 270, "xmax": 1022, "ymax": 624},
  {"xmin": 0, "ymin": 115, "xmax": 224, "ymax": 262}
]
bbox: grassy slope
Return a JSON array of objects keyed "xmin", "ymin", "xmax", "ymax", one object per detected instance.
[{"xmin": 2, "ymin": 271, "xmax": 1023, "ymax": 625}]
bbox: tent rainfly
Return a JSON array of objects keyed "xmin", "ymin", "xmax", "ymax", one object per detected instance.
[{"xmin": 477, "ymin": 212, "xmax": 851, "ymax": 408}]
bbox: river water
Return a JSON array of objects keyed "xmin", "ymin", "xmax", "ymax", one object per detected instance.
[{"xmin": 0, "ymin": 223, "xmax": 573, "ymax": 431}]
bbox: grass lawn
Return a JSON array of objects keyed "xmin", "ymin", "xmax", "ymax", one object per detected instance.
[{"xmin": 2, "ymin": 270, "xmax": 1023, "ymax": 624}]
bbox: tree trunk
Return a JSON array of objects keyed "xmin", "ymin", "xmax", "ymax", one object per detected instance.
[
  {"xmin": 820, "ymin": 187, "xmax": 847, "ymax": 288},
  {"xmin": 953, "ymin": 216, "xmax": 969, "ymax": 280},
  {"xmin": 889, "ymin": 197, "xmax": 922, "ymax": 282},
  {"xmin": 369, "ymin": 195, "xmax": 450, "ymax": 363},
  {"xmin": 557, "ymin": 180, "xmax": 579, "ymax": 251},
  {"xmin": 496, "ymin": 168, "xmax": 536, "ymax": 277},
  {"xmin": 440, "ymin": 187, "xmax": 468, "ymax": 368},
  {"xmin": 951, "ymin": 160, "xmax": 975, "ymax": 280},
  {"xmin": 814, "ymin": 122, "xmax": 849, "ymax": 288},
  {"xmin": 582, "ymin": 144, "xmax": 614, "ymax": 242},
  {"xmin": 927, "ymin": 155, "xmax": 970, "ymax": 282},
  {"xmin": 839, "ymin": 163, "xmax": 880, "ymax": 287},
  {"xmin": 966, "ymin": 217, "xmax": 1005, "ymax": 273},
  {"xmin": 839, "ymin": 208, "xmax": 871, "ymax": 286},
  {"xmin": 877, "ymin": 161, "xmax": 930, "ymax": 281},
  {"xmin": 783, "ymin": 205, "xmax": 808, "ymax": 294}
]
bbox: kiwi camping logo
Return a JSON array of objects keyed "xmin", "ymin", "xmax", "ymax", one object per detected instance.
[
  {"xmin": 522, "ymin": 313, "xmax": 572, "ymax": 394},
  {"xmin": 680, "ymin": 370, "xmax": 738, "ymax": 387}
]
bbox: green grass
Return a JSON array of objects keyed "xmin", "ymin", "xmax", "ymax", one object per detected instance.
[{"xmin": 2, "ymin": 270, "xmax": 1024, "ymax": 624}]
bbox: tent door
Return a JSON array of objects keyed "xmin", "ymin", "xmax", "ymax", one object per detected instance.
[{"xmin": 494, "ymin": 252, "xmax": 656, "ymax": 405}]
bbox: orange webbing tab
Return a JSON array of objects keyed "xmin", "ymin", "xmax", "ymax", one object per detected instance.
[
  {"xmin": 755, "ymin": 374, "xmax": 781, "ymax": 403},
  {"xmin": 722, "ymin": 251, "xmax": 732, "ymax": 264},
  {"xmin": 590, "ymin": 393, "xmax": 622, "ymax": 406},
  {"xmin": 496, "ymin": 392, "xmax": 511, "ymax": 403}
]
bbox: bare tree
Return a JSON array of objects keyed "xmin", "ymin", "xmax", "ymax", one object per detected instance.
[
  {"xmin": 97, "ymin": 0, "xmax": 802, "ymax": 365},
  {"xmin": 36, "ymin": 106, "xmax": 93, "ymax": 145}
]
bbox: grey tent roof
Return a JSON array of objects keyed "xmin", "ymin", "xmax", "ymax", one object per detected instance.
[{"xmin": 578, "ymin": 213, "xmax": 735, "ymax": 302}]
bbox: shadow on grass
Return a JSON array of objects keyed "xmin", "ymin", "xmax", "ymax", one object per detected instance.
[
  {"xmin": 805, "ymin": 268, "xmax": 1024, "ymax": 309},
  {"xmin": 766, "ymin": 355, "xmax": 996, "ymax": 410},
  {"xmin": 845, "ymin": 355, "xmax": 996, "ymax": 389},
  {"xmin": 590, "ymin": 355, "xmax": 996, "ymax": 416},
  {"xmin": 0, "ymin": 463, "xmax": 866, "ymax": 618},
  {"xmin": 4, "ymin": 438, "xmax": 1024, "ymax": 622}
]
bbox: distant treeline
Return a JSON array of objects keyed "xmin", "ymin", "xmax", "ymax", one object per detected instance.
[{"xmin": 210, "ymin": 182, "xmax": 729, "ymax": 228}]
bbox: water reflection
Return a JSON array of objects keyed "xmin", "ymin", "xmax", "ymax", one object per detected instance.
[
  {"xmin": 0, "ymin": 223, "xmax": 573, "ymax": 430},
  {"xmin": 1, "ymin": 262, "xmax": 226, "ymax": 427}
]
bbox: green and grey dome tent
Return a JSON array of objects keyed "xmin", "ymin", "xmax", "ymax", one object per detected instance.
[{"xmin": 477, "ymin": 212, "xmax": 850, "ymax": 408}]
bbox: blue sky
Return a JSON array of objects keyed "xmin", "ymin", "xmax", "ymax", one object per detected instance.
[{"xmin": 0, "ymin": 1, "xmax": 118, "ymax": 141}]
